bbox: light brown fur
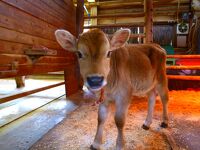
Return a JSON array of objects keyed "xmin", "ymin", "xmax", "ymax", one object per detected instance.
[{"xmin": 55, "ymin": 28, "xmax": 169, "ymax": 150}]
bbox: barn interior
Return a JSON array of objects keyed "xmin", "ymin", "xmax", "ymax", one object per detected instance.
[{"xmin": 0, "ymin": 0, "xmax": 200, "ymax": 150}]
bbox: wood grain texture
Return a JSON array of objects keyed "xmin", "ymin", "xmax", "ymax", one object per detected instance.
[
  {"xmin": 0, "ymin": 0, "xmax": 77, "ymax": 78},
  {"xmin": 1, "ymin": 0, "xmax": 66, "ymax": 28}
]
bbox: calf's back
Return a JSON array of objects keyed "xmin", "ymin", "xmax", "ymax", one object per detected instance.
[{"xmin": 107, "ymin": 44, "xmax": 167, "ymax": 96}]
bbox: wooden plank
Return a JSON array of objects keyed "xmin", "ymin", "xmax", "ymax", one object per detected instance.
[
  {"xmin": 76, "ymin": 0, "xmax": 84, "ymax": 36},
  {"xmin": 0, "ymin": 53, "xmax": 77, "ymax": 78},
  {"xmin": 154, "ymin": 1, "xmax": 190, "ymax": 7},
  {"xmin": 0, "ymin": 64, "xmax": 71, "ymax": 73},
  {"xmin": 0, "ymin": 1, "xmax": 60, "ymax": 37},
  {"xmin": 27, "ymin": 0, "xmax": 68, "ymax": 24},
  {"xmin": 0, "ymin": 1, "xmax": 75, "ymax": 35},
  {"xmin": 0, "ymin": 54, "xmax": 30, "ymax": 65},
  {"xmin": 144, "ymin": 0, "xmax": 153, "ymax": 43},
  {"xmin": 84, "ymin": 23, "xmax": 145, "ymax": 29},
  {"xmin": 167, "ymin": 55, "xmax": 200, "ymax": 58},
  {"xmin": 0, "ymin": 41, "xmax": 31, "ymax": 54},
  {"xmin": 0, "ymin": 54, "xmax": 76, "ymax": 66},
  {"xmin": 107, "ymin": 33, "xmax": 145, "ymax": 39},
  {"xmin": 87, "ymin": 1, "xmax": 144, "ymax": 10},
  {"xmin": 0, "ymin": 41, "xmax": 74, "ymax": 57},
  {"xmin": 167, "ymin": 75, "xmax": 200, "ymax": 80},
  {"xmin": 64, "ymin": 64, "xmax": 80, "ymax": 96},
  {"xmin": 40, "ymin": 0, "xmax": 76, "ymax": 34},
  {"xmin": 0, "ymin": 63, "xmax": 75, "ymax": 78},
  {"xmin": 0, "ymin": 14, "xmax": 56, "ymax": 41},
  {"xmin": 54, "ymin": 0, "xmax": 72, "ymax": 11},
  {"xmin": 154, "ymin": 6, "xmax": 189, "ymax": 12},
  {"xmin": 84, "ymin": 13, "xmax": 145, "ymax": 19},
  {"xmin": 0, "ymin": 27, "xmax": 61, "ymax": 50},
  {"xmin": 167, "ymin": 65, "xmax": 200, "ymax": 70},
  {"xmin": 0, "ymin": 82, "xmax": 65, "ymax": 104},
  {"xmin": 41, "ymin": 0, "xmax": 73, "ymax": 19},
  {"xmin": 1, "ymin": 0, "xmax": 66, "ymax": 28},
  {"xmin": 36, "ymin": 56, "xmax": 76, "ymax": 64}
]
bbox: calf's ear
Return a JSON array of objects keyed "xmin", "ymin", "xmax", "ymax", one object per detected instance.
[
  {"xmin": 55, "ymin": 29, "xmax": 77, "ymax": 52},
  {"xmin": 110, "ymin": 29, "xmax": 131, "ymax": 50}
]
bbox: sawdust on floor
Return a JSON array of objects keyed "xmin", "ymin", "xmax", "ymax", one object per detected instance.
[{"xmin": 30, "ymin": 90, "xmax": 200, "ymax": 150}]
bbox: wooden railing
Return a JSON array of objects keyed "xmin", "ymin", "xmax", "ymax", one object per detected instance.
[{"xmin": 166, "ymin": 55, "xmax": 200, "ymax": 81}]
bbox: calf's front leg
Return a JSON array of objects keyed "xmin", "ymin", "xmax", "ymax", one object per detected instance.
[
  {"xmin": 91, "ymin": 102, "xmax": 109, "ymax": 150},
  {"xmin": 115, "ymin": 98, "xmax": 130, "ymax": 150}
]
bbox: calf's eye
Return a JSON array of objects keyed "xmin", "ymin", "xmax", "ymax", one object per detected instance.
[
  {"xmin": 76, "ymin": 51, "xmax": 83, "ymax": 59},
  {"xmin": 107, "ymin": 51, "xmax": 112, "ymax": 58}
]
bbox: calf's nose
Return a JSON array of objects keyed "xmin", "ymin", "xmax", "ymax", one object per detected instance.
[{"xmin": 87, "ymin": 76, "xmax": 104, "ymax": 88}]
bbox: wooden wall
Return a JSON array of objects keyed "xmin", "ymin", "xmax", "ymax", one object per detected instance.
[
  {"xmin": 0, "ymin": 0, "xmax": 77, "ymax": 78},
  {"xmin": 153, "ymin": 24, "xmax": 175, "ymax": 46}
]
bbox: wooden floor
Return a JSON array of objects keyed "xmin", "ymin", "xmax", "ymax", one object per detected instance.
[{"xmin": 0, "ymin": 78, "xmax": 78, "ymax": 150}]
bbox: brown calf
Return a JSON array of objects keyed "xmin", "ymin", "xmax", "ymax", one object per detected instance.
[{"xmin": 55, "ymin": 28, "xmax": 169, "ymax": 150}]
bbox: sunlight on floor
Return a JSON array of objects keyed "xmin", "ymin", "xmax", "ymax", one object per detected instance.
[{"xmin": 0, "ymin": 78, "xmax": 66, "ymax": 127}]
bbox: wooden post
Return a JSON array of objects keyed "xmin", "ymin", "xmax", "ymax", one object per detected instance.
[
  {"xmin": 15, "ymin": 76, "xmax": 25, "ymax": 88},
  {"xmin": 64, "ymin": 0, "xmax": 84, "ymax": 97},
  {"xmin": 91, "ymin": 6, "xmax": 98, "ymax": 25},
  {"xmin": 188, "ymin": 0, "xmax": 193, "ymax": 31},
  {"xmin": 187, "ymin": 0, "xmax": 193, "ymax": 48},
  {"xmin": 64, "ymin": 61, "xmax": 80, "ymax": 96},
  {"xmin": 144, "ymin": 0, "xmax": 153, "ymax": 43},
  {"xmin": 76, "ymin": 0, "xmax": 84, "ymax": 37}
]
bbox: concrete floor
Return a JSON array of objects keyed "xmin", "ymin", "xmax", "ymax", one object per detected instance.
[{"xmin": 0, "ymin": 79, "xmax": 78, "ymax": 150}]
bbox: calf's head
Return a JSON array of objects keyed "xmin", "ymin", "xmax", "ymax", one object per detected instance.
[{"xmin": 55, "ymin": 28, "xmax": 130, "ymax": 91}]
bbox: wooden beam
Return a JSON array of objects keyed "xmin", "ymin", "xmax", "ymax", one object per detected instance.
[
  {"xmin": 107, "ymin": 33, "xmax": 145, "ymax": 39},
  {"xmin": 85, "ymin": 0, "xmax": 189, "ymax": 10},
  {"xmin": 188, "ymin": 0, "xmax": 194, "ymax": 31},
  {"xmin": 167, "ymin": 55, "xmax": 200, "ymax": 58},
  {"xmin": 0, "ymin": 82, "xmax": 65, "ymax": 104},
  {"xmin": 167, "ymin": 75, "xmax": 200, "ymax": 80},
  {"xmin": 0, "ymin": 54, "xmax": 76, "ymax": 78},
  {"xmin": 84, "ymin": 13, "xmax": 145, "ymax": 19},
  {"xmin": 154, "ymin": 1, "xmax": 190, "ymax": 7},
  {"xmin": 0, "ymin": 63, "xmax": 75, "ymax": 78},
  {"xmin": 84, "ymin": 23, "xmax": 145, "ymax": 29},
  {"xmin": 85, "ymin": 1, "xmax": 143, "ymax": 10},
  {"xmin": 167, "ymin": 65, "xmax": 200, "ymax": 70},
  {"xmin": 144, "ymin": 0, "xmax": 153, "ymax": 43},
  {"xmin": 64, "ymin": 63, "xmax": 80, "ymax": 96},
  {"xmin": 1, "ymin": 0, "xmax": 67, "ymax": 28},
  {"xmin": 76, "ymin": 0, "xmax": 84, "ymax": 36}
]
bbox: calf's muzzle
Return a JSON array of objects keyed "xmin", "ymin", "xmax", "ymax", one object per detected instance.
[{"xmin": 86, "ymin": 76, "xmax": 104, "ymax": 90}]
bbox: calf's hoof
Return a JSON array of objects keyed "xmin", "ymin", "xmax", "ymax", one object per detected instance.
[
  {"xmin": 142, "ymin": 124, "xmax": 150, "ymax": 130},
  {"xmin": 160, "ymin": 122, "xmax": 168, "ymax": 128},
  {"xmin": 90, "ymin": 145, "xmax": 98, "ymax": 150},
  {"xmin": 90, "ymin": 143, "xmax": 101, "ymax": 150}
]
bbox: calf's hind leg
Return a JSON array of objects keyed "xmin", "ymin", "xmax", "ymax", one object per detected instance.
[
  {"xmin": 157, "ymin": 84, "xmax": 169, "ymax": 128},
  {"xmin": 157, "ymin": 63, "xmax": 169, "ymax": 128},
  {"xmin": 142, "ymin": 89, "xmax": 156, "ymax": 130}
]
